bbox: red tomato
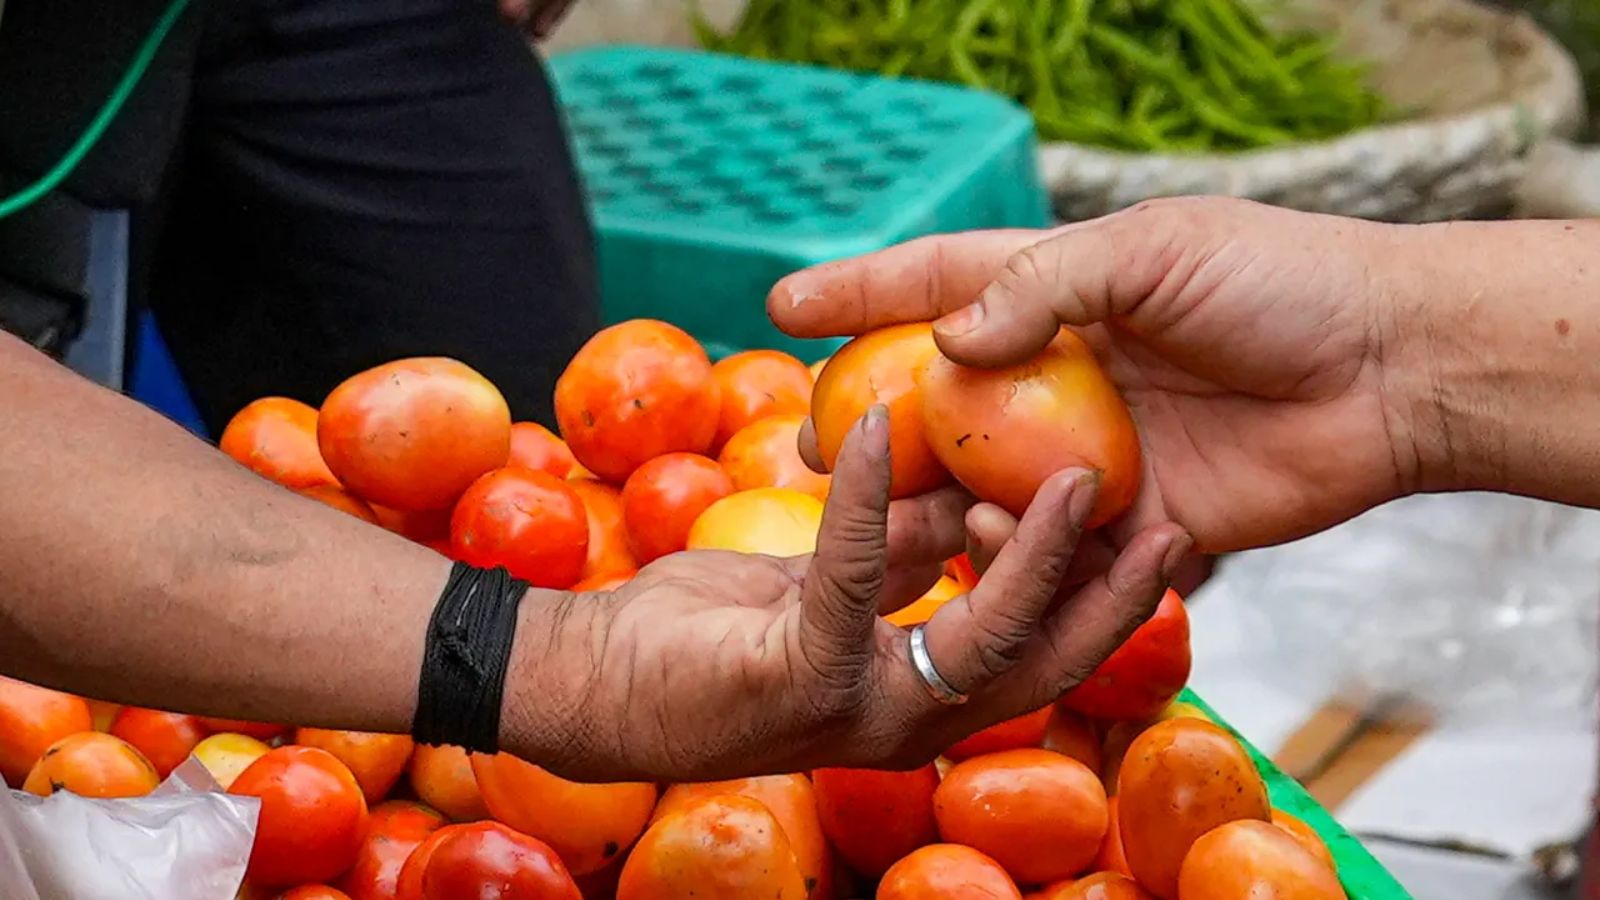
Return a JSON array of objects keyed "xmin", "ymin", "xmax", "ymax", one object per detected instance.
[
  {"xmin": 568, "ymin": 479, "xmax": 639, "ymax": 581},
  {"xmin": 220, "ymin": 397, "xmax": 339, "ymax": 489},
  {"xmin": 935, "ymin": 749, "xmax": 1108, "ymax": 884},
  {"xmin": 717, "ymin": 414, "xmax": 831, "ymax": 501},
  {"xmin": 878, "ymin": 844, "xmax": 1021, "ymax": 900},
  {"xmin": 395, "ymin": 825, "xmax": 452, "ymax": 900},
  {"xmin": 371, "ymin": 506, "xmax": 452, "ymax": 543},
  {"xmin": 280, "ymin": 887, "xmax": 353, "ymax": 900},
  {"xmin": 554, "ymin": 320, "xmax": 721, "ymax": 483},
  {"xmin": 319, "ymin": 358, "xmax": 511, "ymax": 512},
  {"xmin": 710, "ymin": 350, "xmax": 814, "ymax": 451},
  {"xmin": 1041, "ymin": 706, "xmax": 1103, "ymax": 773},
  {"xmin": 336, "ymin": 800, "xmax": 446, "ymax": 900},
  {"xmin": 200, "ymin": 717, "xmax": 289, "ymax": 741},
  {"xmin": 620, "ymin": 453, "xmax": 735, "ymax": 563},
  {"xmin": 812, "ymin": 765, "xmax": 939, "ymax": 878},
  {"xmin": 1061, "ymin": 590, "xmax": 1191, "ymax": 723},
  {"xmin": 230, "ymin": 746, "xmax": 369, "ymax": 888},
  {"xmin": 1117, "ymin": 719, "xmax": 1270, "ymax": 899},
  {"xmin": 918, "ymin": 328, "xmax": 1140, "ymax": 528},
  {"xmin": 23, "ymin": 732, "xmax": 160, "ymax": 798},
  {"xmin": 944, "ymin": 553, "xmax": 979, "ymax": 590},
  {"xmin": 618, "ymin": 795, "xmax": 808, "ymax": 900},
  {"xmin": 811, "ymin": 324, "xmax": 949, "ymax": 499},
  {"xmin": 294, "ymin": 728, "xmax": 415, "ymax": 804},
  {"xmin": 299, "ymin": 484, "xmax": 381, "ymax": 525},
  {"xmin": 0, "ymin": 676, "xmax": 93, "ymax": 787},
  {"xmin": 450, "ymin": 467, "xmax": 589, "ymax": 589},
  {"xmin": 509, "ymin": 422, "xmax": 578, "ymax": 478},
  {"xmin": 1095, "ymin": 797, "xmax": 1134, "ymax": 878},
  {"xmin": 401, "ymin": 821, "xmax": 582, "ymax": 900},
  {"xmin": 1177, "ymin": 820, "xmax": 1344, "ymax": 900},
  {"xmin": 108, "ymin": 708, "xmax": 206, "ymax": 779},
  {"xmin": 945, "ymin": 706, "xmax": 1052, "ymax": 761},
  {"xmin": 651, "ymin": 775, "xmax": 833, "ymax": 899},
  {"xmin": 471, "ymin": 752, "xmax": 657, "ymax": 876}
]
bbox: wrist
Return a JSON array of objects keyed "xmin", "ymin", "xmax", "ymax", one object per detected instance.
[{"xmin": 498, "ymin": 587, "xmax": 601, "ymax": 769}]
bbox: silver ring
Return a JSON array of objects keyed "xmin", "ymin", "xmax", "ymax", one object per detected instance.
[{"xmin": 909, "ymin": 624, "xmax": 969, "ymax": 706}]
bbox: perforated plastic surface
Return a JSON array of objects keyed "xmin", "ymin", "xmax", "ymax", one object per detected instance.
[{"xmin": 550, "ymin": 46, "xmax": 1051, "ymax": 361}]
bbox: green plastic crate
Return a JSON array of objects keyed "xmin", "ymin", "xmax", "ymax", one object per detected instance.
[
  {"xmin": 1181, "ymin": 690, "xmax": 1412, "ymax": 898},
  {"xmin": 549, "ymin": 46, "xmax": 1053, "ymax": 362}
]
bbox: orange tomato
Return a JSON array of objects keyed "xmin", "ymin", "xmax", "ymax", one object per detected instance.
[
  {"xmin": 394, "ymin": 825, "xmax": 452, "ymax": 900},
  {"xmin": 509, "ymin": 421, "xmax": 578, "ymax": 478},
  {"xmin": 108, "ymin": 708, "xmax": 206, "ymax": 779},
  {"xmin": 1176, "ymin": 820, "xmax": 1345, "ymax": 900},
  {"xmin": 1095, "ymin": 797, "xmax": 1134, "ymax": 878},
  {"xmin": 554, "ymin": 320, "xmax": 721, "ymax": 483},
  {"xmin": 280, "ymin": 888, "xmax": 352, "ymax": 900},
  {"xmin": 299, "ymin": 484, "xmax": 381, "ymax": 524},
  {"xmin": 653, "ymin": 775, "xmax": 833, "ymax": 899},
  {"xmin": 336, "ymin": 799, "xmax": 446, "ymax": 900},
  {"xmin": 710, "ymin": 350, "xmax": 814, "ymax": 451},
  {"xmin": 294, "ymin": 728, "xmax": 415, "ymax": 804},
  {"xmin": 230, "ymin": 746, "xmax": 369, "ymax": 887},
  {"xmin": 886, "ymin": 575, "xmax": 963, "ymax": 627},
  {"xmin": 319, "ymin": 357, "xmax": 511, "ymax": 512},
  {"xmin": 1117, "ymin": 719, "xmax": 1270, "ymax": 899},
  {"xmin": 812, "ymin": 323, "xmax": 949, "ymax": 499},
  {"xmin": 192, "ymin": 732, "xmax": 271, "ymax": 790},
  {"xmin": 568, "ymin": 479, "xmax": 639, "ymax": 581},
  {"xmin": 807, "ymin": 357, "xmax": 829, "ymax": 383},
  {"xmin": 686, "ymin": 487, "xmax": 823, "ymax": 556},
  {"xmin": 0, "ymin": 676, "xmax": 93, "ymax": 786},
  {"xmin": 1042, "ymin": 706, "xmax": 1103, "ymax": 773},
  {"xmin": 621, "ymin": 453, "xmax": 735, "ymax": 562},
  {"xmin": 1061, "ymin": 590, "xmax": 1191, "ymax": 721},
  {"xmin": 471, "ymin": 752, "xmax": 657, "ymax": 876},
  {"xmin": 1271, "ymin": 808, "xmax": 1337, "ymax": 873},
  {"xmin": 449, "ymin": 467, "xmax": 589, "ymax": 589},
  {"xmin": 371, "ymin": 505, "xmax": 452, "ymax": 543},
  {"xmin": 945, "ymin": 706, "xmax": 1052, "ymax": 762},
  {"xmin": 618, "ymin": 794, "xmax": 808, "ymax": 900},
  {"xmin": 200, "ymin": 717, "xmax": 288, "ymax": 741},
  {"xmin": 944, "ymin": 553, "xmax": 979, "ymax": 590},
  {"xmin": 935, "ymin": 748, "xmax": 1108, "ymax": 884},
  {"xmin": 400, "ymin": 820, "xmax": 582, "ymax": 900},
  {"xmin": 23, "ymin": 732, "xmax": 160, "ymax": 798},
  {"xmin": 85, "ymin": 698, "xmax": 122, "ymax": 733},
  {"xmin": 918, "ymin": 328, "xmax": 1140, "ymax": 528},
  {"xmin": 1032, "ymin": 872, "xmax": 1153, "ymax": 900},
  {"xmin": 220, "ymin": 397, "xmax": 339, "ymax": 489},
  {"xmin": 812, "ymin": 765, "xmax": 940, "ymax": 879},
  {"xmin": 878, "ymin": 844, "xmax": 1021, "ymax": 900},
  {"xmin": 408, "ymin": 744, "xmax": 489, "ymax": 822},
  {"xmin": 718, "ymin": 414, "xmax": 831, "ymax": 501},
  {"xmin": 572, "ymin": 570, "xmax": 635, "ymax": 592}
]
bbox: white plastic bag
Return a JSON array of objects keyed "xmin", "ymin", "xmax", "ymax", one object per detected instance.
[{"xmin": 0, "ymin": 758, "xmax": 259, "ymax": 900}]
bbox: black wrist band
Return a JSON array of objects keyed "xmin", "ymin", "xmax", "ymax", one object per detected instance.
[{"xmin": 413, "ymin": 561, "xmax": 529, "ymax": 754}]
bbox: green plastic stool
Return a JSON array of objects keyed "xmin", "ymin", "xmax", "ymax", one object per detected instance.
[{"xmin": 549, "ymin": 46, "xmax": 1052, "ymax": 362}]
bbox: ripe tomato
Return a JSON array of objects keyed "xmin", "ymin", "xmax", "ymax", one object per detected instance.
[
  {"xmin": 718, "ymin": 414, "xmax": 831, "ymax": 501},
  {"xmin": 568, "ymin": 480, "xmax": 638, "ymax": 581},
  {"xmin": 653, "ymin": 775, "xmax": 833, "ymax": 899},
  {"xmin": 280, "ymin": 888, "xmax": 352, "ymax": 900},
  {"xmin": 398, "ymin": 820, "xmax": 581, "ymax": 900},
  {"xmin": 294, "ymin": 728, "xmax": 415, "ymax": 804},
  {"xmin": 686, "ymin": 488, "xmax": 823, "ymax": 557},
  {"xmin": 200, "ymin": 717, "xmax": 288, "ymax": 741},
  {"xmin": 371, "ymin": 505, "xmax": 452, "ymax": 543},
  {"xmin": 1031, "ymin": 872, "xmax": 1152, "ymax": 900},
  {"xmin": 1177, "ymin": 820, "xmax": 1344, "ymax": 900},
  {"xmin": 336, "ymin": 800, "xmax": 446, "ymax": 900},
  {"xmin": 935, "ymin": 749, "xmax": 1107, "ymax": 884},
  {"xmin": 1117, "ymin": 719, "xmax": 1270, "ymax": 899},
  {"xmin": 23, "ymin": 732, "xmax": 160, "ymax": 798},
  {"xmin": 230, "ymin": 746, "xmax": 369, "ymax": 887},
  {"xmin": 1061, "ymin": 590, "xmax": 1191, "ymax": 721},
  {"xmin": 918, "ymin": 328, "xmax": 1140, "ymax": 528},
  {"xmin": 85, "ymin": 698, "xmax": 121, "ymax": 733},
  {"xmin": 944, "ymin": 706, "xmax": 1052, "ymax": 762},
  {"xmin": 554, "ymin": 320, "xmax": 721, "ymax": 483},
  {"xmin": 944, "ymin": 553, "xmax": 979, "ymax": 590},
  {"xmin": 319, "ymin": 357, "xmax": 511, "ymax": 512},
  {"xmin": 450, "ymin": 467, "xmax": 589, "ymax": 589},
  {"xmin": 618, "ymin": 795, "xmax": 807, "ymax": 900},
  {"xmin": 220, "ymin": 397, "xmax": 338, "ymax": 489},
  {"xmin": 812, "ymin": 765, "xmax": 939, "ymax": 878},
  {"xmin": 878, "ymin": 844, "xmax": 1021, "ymax": 900},
  {"xmin": 1271, "ymin": 808, "xmax": 1337, "ymax": 873},
  {"xmin": 811, "ymin": 323, "xmax": 949, "ymax": 499},
  {"xmin": 509, "ymin": 421, "xmax": 578, "ymax": 478},
  {"xmin": 572, "ymin": 571, "xmax": 635, "ymax": 592},
  {"xmin": 886, "ymin": 576, "xmax": 963, "ymax": 627},
  {"xmin": 621, "ymin": 453, "xmax": 735, "ymax": 562},
  {"xmin": 710, "ymin": 350, "xmax": 814, "ymax": 451},
  {"xmin": 1095, "ymin": 797, "xmax": 1133, "ymax": 878},
  {"xmin": 192, "ymin": 732, "xmax": 271, "ymax": 790},
  {"xmin": 471, "ymin": 752, "xmax": 657, "ymax": 876},
  {"xmin": 299, "ymin": 484, "xmax": 381, "ymax": 524},
  {"xmin": 807, "ymin": 357, "xmax": 829, "ymax": 383},
  {"xmin": 408, "ymin": 744, "xmax": 488, "ymax": 822},
  {"xmin": 108, "ymin": 708, "xmax": 206, "ymax": 779},
  {"xmin": 1041, "ymin": 706, "xmax": 1102, "ymax": 773},
  {"xmin": 0, "ymin": 676, "xmax": 92, "ymax": 786}
]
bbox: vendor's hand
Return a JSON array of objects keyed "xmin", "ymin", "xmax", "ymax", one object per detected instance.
[
  {"xmin": 770, "ymin": 197, "xmax": 1425, "ymax": 555},
  {"xmin": 506, "ymin": 408, "xmax": 1187, "ymax": 782},
  {"xmin": 499, "ymin": 0, "xmax": 577, "ymax": 38}
]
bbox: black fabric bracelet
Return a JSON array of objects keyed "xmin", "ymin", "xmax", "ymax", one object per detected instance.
[{"xmin": 413, "ymin": 562, "xmax": 529, "ymax": 754}]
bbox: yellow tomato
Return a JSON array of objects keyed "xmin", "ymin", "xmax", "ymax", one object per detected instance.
[
  {"xmin": 686, "ymin": 488, "xmax": 824, "ymax": 557},
  {"xmin": 192, "ymin": 732, "xmax": 271, "ymax": 790}
]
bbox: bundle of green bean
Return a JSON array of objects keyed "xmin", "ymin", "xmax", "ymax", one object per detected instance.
[{"xmin": 692, "ymin": 0, "xmax": 1388, "ymax": 152}]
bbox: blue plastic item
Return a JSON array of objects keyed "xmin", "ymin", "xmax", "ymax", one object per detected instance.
[
  {"xmin": 549, "ymin": 45, "xmax": 1052, "ymax": 362},
  {"xmin": 127, "ymin": 312, "xmax": 208, "ymax": 438}
]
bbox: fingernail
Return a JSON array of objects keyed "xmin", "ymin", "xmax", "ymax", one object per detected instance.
[
  {"xmin": 1161, "ymin": 532, "xmax": 1194, "ymax": 579},
  {"xmin": 1065, "ymin": 470, "xmax": 1100, "ymax": 525},
  {"xmin": 862, "ymin": 404, "xmax": 890, "ymax": 458},
  {"xmin": 934, "ymin": 302, "xmax": 985, "ymax": 338}
]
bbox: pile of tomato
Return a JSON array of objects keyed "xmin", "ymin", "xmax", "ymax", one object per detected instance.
[{"xmin": 0, "ymin": 319, "xmax": 1348, "ymax": 899}]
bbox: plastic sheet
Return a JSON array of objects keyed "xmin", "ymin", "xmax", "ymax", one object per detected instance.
[{"xmin": 0, "ymin": 757, "xmax": 258, "ymax": 900}]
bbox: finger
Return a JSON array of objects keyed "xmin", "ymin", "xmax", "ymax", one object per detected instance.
[
  {"xmin": 922, "ymin": 468, "xmax": 1097, "ymax": 694},
  {"xmin": 798, "ymin": 417, "xmax": 825, "ymax": 473},
  {"xmin": 887, "ymin": 486, "xmax": 975, "ymax": 567},
  {"xmin": 796, "ymin": 405, "xmax": 893, "ymax": 689},
  {"xmin": 963, "ymin": 503, "xmax": 1016, "ymax": 575},
  {"xmin": 768, "ymin": 230, "xmax": 1042, "ymax": 339}
]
